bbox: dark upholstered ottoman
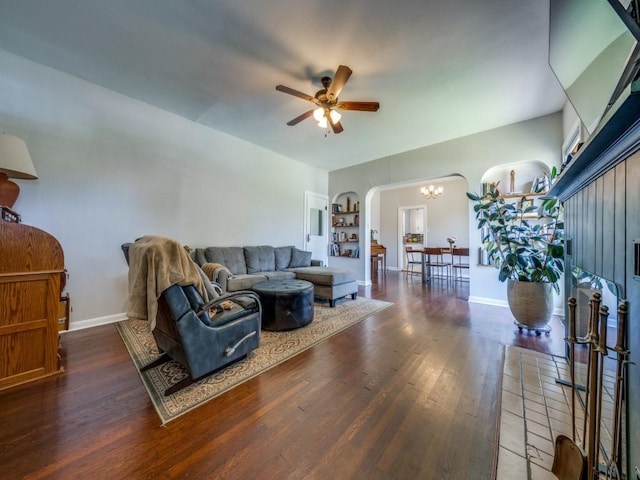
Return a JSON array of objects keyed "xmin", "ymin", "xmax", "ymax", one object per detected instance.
[{"xmin": 252, "ymin": 279, "xmax": 314, "ymax": 331}]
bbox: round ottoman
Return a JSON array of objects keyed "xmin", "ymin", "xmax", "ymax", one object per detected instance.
[{"xmin": 252, "ymin": 279, "xmax": 314, "ymax": 331}]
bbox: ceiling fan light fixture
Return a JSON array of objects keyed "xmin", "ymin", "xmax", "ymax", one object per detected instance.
[
  {"xmin": 329, "ymin": 109, "xmax": 341, "ymax": 123},
  {"xmin": 275, "ymin": 65, "xmax": 380, "ymax": 133}
]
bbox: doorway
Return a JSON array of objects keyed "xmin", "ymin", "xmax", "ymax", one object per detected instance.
[
  {"xmin": 304, "ymin": 191, "xmax": 329, "ymax": 266},
  {"xmin": 397, "ymin": 205, "xmax": 427, "ymax": 270}
]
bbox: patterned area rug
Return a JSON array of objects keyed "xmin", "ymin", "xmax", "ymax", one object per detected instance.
[{"xmin": 116, "ymin": 297, "xmax": 392, "ymax": 424}]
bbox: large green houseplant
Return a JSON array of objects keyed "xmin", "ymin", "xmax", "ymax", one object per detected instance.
[{"xmin": 467, "ymin": 183, "xmax": 564, "ymax": 332}]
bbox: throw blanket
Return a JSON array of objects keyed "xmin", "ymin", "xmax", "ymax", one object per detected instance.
[
  {"xmin": 202, "ymin": 262, "xmax": 233, "ymax": 283},
  {"xmin": 127, "ymin": 235, "xmax": 210, "ymax": 331}
]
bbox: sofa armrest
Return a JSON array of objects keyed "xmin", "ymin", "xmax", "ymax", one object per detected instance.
[
  {"xmin": 213, "ymin": 269, "xmax": 233, "ymax": 291},
  {"xmin": 311, "ymin": 259, "xmax": 324, "ymax": 267}
]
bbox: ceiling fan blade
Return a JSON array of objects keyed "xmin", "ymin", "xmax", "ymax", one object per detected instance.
[
  {"xmin": 326, "ymin": 65, "xmax": 352, "ymax": 102},
  {"xmin": 336, "ymin": 101, "xmax": 380, "ymax": 112},
  {"xmin": 329, "ymin": 116, "xmax": 344, "ymax": 134},
  {"xmin": 276, "ymin": 85, "xmax": 317, "ymax": 103},
  {"xmin": 287, "ymin": 110, "xmax": 314, "ymax": 126}
]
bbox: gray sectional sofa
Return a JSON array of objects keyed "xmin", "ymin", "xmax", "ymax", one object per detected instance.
[{"xmin": 191, "ymin": 245, "xmax": 357, "ymax": 307}]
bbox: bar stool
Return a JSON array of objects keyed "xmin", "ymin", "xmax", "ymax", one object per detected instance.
[
  {"xmin": 424, "ymin": 247, "xmax": 451, "ymax": 281},
  {"xmin": 405, "ymin": 247, "xmax": 422, "ymax": 277},
  {"xmin": 451, "ymin": 247, "xmax": 470, "ymax": 282}
]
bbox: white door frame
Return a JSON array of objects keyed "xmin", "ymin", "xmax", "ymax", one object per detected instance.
[
  {"xmin": 303, "ymin": 191, "xmax": 329, "ymax": 266},
  {"xmin": 397, "ymin": 205, "xmax": 427, "ymax": 269}
]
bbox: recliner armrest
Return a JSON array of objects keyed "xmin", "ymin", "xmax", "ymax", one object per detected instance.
[{"xmin": 196, "ymin": 290, "xmax": 262, "ymax": 317}]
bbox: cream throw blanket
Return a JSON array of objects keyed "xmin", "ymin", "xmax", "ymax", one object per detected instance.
[
  {"xmin": 126, "ymin": 235, "xmax": 210, "ymax": 331},
  {"xmin": 201, "ymin": 262, "xmax": 233, "ymax": 283}
]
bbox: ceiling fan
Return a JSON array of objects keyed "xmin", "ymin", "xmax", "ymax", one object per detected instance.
[{"xmin": 275, "ymin": 65, "xmax": 380, "ymax": 134}]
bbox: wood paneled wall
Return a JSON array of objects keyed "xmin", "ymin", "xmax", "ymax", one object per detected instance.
[
  {"xmin": 564, "ymin": 160, "xmax": 627, "ymax": 287},
  {"xmin": 563, "ymin": 150, "xmax": 640, "ymax": 475}
]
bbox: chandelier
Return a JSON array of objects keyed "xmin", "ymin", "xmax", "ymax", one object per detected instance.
[{"xmin": 420, "ymin": 184, "xmax": 443, "ymax": 199}]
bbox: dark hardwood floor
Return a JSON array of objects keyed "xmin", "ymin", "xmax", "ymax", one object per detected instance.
[{"xmin": 0, "ymin": 272, "xmax": 566, "ymax": 480}]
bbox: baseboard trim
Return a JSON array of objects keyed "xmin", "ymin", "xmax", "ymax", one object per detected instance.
[
  {"xmin": 66, "ymin": 292, "xmax": 564, "ymax": 332},
  {"xmin": 468, "ymin": 296, "xmax": 564, "ymax": 318},
  {"xmin": 67, "ymin": 312, "xmax": 127, "ymax": 332},
  {"xmin": 468, "ymin": 296, "xmax": 508, "ymax": 308}
]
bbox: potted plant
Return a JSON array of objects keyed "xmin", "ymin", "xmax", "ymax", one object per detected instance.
[{"xmin": 466, "ymin": 183, "xmax": 564, "ymax": 334}]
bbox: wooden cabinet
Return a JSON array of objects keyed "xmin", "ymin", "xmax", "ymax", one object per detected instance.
[{"xmin": 0, "ymin": 213, "xmax": 65, "ymax": 390}]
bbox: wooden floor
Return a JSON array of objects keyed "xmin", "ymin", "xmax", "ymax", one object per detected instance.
[{"xmin": 0, "ymin": 272, "xmax": 567, "ymax": 480}]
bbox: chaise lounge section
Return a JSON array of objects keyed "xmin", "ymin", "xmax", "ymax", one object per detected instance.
[{"xmin": 191, "ymin": 245, "xmax": 357, "ymax": 307}]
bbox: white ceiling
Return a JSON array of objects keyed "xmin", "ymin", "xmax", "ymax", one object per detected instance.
[{"xmin": 0, "ymin": 0, "xmax": 567, "ymax": 171}]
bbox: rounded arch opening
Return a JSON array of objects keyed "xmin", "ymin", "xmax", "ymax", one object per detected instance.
[{"xmin": 362, "ymin": 174, "xmax": 470, "ymax": 285}]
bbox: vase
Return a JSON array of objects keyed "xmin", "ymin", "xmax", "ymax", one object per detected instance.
[{"xmin": 507, "ymin": 280, "xmax": 554, "ymax": 333}]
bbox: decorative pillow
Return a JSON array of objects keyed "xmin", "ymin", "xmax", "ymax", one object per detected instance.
[
  {"xmin": 275, "ymin": 246, "xmax": 294, "ymax": 270},
  {"xmin": 289, "ymin": 248, "xmax": 312, "ymax": 268}
]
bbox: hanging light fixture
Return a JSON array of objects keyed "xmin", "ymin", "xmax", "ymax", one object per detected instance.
[
  {"xmin": 329, "ymin": 109, "xmax": 341, "ymax": 123},
  {"xmin": 312, "ymin": 108, "xmax": 341, "ymax": 129},
  {"xmin": 313, "ymin": 107, "xmax": 328, "ymax": 128},
  {"xmin": 420, "ymin": 184, "xmax": 443, "ymax": 199}
]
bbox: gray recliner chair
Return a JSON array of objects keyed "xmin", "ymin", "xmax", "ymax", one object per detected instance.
[{"xmin": 122, "ymin": 239, "xmax": 261, "ymax": 396}]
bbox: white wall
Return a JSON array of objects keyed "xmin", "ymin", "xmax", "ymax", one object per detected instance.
[
  {"xmin": 0, "ymin": 49, "xmax": 327, "ymax": 329},
  {"xmin": 329, "ymin": 113, "xmax": 563, "ymax": 305}
]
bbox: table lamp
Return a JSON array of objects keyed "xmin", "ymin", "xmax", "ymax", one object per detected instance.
[{"xmin": 0, "ymin": 133, "xmax": 38, "ymax": 208}]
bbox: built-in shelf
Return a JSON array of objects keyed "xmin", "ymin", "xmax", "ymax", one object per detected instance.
[
  {"xmin": 331, "ymin": 193, "xmax": 360, "ymax": 258},
  {"xmin": 499, "ymin": 191, "xmax": 549, "ymax": 199}
]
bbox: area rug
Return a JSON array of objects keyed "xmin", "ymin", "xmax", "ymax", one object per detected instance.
[{"xmin": 116, "ymin": 297, "xmax": 392, "ymax": 424}]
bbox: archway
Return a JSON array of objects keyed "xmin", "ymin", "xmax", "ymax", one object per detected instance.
[{"xmin": 364, "ymin": 175, "xmax": 470, "ymax": 285}]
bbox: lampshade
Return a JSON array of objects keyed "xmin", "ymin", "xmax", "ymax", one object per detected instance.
[{"xmin": 0, "ymin": 133, "xmax": 38, "ymax": 208}]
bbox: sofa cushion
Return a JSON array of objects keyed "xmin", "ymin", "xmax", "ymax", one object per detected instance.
[
  {"xmin": 289, "ymin": 248, "xmax": 312, "ymax": 268},
  {"xmin": 264, "ymin": 270, "xmax": 296, "ymax": 282},
  {"xmin": 244, "ymin": 245, "xmax": 275, "ymax": 274},
  {"xmin": 227, "ymin": 274, "xmax": 268, "ymax": 291},
  {"xmin": 203, "ymin": 247, "xmax": 247, "ymax": 275},
  {"xmin": 274, "ymin": 246, "xmax": 294, "ymax": 270}
]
